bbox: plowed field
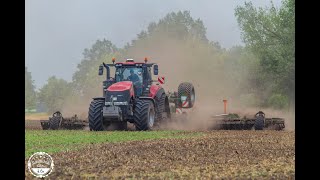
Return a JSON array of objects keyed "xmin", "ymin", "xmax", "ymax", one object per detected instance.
[{"xmin": 25, "ymin": 130, "xmax": 294, "ymax": 179}]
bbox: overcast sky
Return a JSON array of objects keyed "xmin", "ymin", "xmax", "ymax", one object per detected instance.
[{"xmin": 25, "ymin": 0, "xmax": 282, "ymax": 90}]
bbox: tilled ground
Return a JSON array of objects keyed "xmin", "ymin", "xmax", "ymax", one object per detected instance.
[
  {"xmin": 25, "ymin": 131, "xmax": 294, "ymax": 179},
  {"xmin": 25, "ymin": 120, "xmax": 43, "ymax": 130}
]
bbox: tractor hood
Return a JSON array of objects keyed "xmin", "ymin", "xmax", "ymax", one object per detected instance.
[
  {"xmin": 107, "ymin": 81, "xmax": 133, "ymax": 92},
  {"xmin": 107, "ymin": 81, "xmax": 135, "ymax": 97},
  {"xmin": 107, "ymin": 81, "xmax": 132, "ymax": 91}
]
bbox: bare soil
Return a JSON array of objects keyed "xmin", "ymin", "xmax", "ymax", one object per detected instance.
[{"xmin": 25, "ymin": 130, "xmax": 294, "ymax": 179}]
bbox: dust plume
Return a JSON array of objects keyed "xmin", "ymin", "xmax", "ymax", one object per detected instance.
[
  {"xmin": 126, "ymin": 37, "xmax": 233, "ymax": 129},
  {"xmin": 126, "ymin": 36, "xmax": 294, "ymax": 131},
  {"xmin": 61, "ymin": 92, "xmax": 99, "ymax": 119},
  {"xmin": 61, "ymin": 99, "xmax": 90, "ymax": 119}
]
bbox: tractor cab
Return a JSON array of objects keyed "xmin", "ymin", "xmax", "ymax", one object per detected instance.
[
  {"xmin": 99, "ymin": 58, "xmax": 158, "ymax": 97},
  {"xmin": 114, "ymin": 64, "xmax": 144, "ymax": 96}
]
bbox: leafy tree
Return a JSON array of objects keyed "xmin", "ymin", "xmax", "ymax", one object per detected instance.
[
  {"xmin": 25, "ymin": 66, "xmax": 36, "ymax": 109},
  {"xmin": 72, "ymin": 39, "xmax": 119, "ymax": 99},
  {"xmin": 146, "ymin": 11, "xmax": 208, "ymax": 42},
  {"xmin": 235, "ymin": 0, "xmax": 295, "ymax": 107},
  {"xmin": 38, "ymin": 76, "xmax": 72, "ymax": 113}
]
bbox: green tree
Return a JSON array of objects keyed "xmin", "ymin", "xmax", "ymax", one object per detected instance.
[
  {"xmin": 72, "ymin": 39, "xmax": 119, "ymax": 98},
  {"xmin": 146, "ymin": 11, "xmax": 208, "ymax": 42},
  {"xmin": 235, "ymin": 0, "xmax": 295, "ymax": 107},
  {"xmin": 25, "ymin": 66, "xmax": 36, "ymax": 109},
  {"xmin": 38, "ymin": 76, "xmax": 72, "ymax": 113}
]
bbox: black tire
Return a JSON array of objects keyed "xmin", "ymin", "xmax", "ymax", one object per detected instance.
[
  {"xmin": 178, "ymin": 82, "xmax": 195, "ymax": 108},
  {"xmin": 88, "ymin": 99, "xmax": 105, "ymax": 131},
  {"xmin": 134, "ymin": 99, "xmax": 155, "ymax": 131},
  {"xmin": 164, "ymin": 97, "xmax": 171, "ymax": 121},
  {"xmin": 155, "ymin": 93, "xmax": 166, "ymax": 124},
  {"xmin": 254, "ymin": 116, "xmax": 264, "ymax": 130},
  {"xmin": 49, "ymin": 116, "xmax": 61, "ymax": 130}
]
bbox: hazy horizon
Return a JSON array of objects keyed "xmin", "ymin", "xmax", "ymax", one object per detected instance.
[{"xmin": 25, "ymin": 0, "xmax": 282, "ymax": 90}]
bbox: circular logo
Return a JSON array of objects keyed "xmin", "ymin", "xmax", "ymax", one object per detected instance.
[{"xmin": 27, "ymin": 152, "xmax": 54, "ymax": 178}]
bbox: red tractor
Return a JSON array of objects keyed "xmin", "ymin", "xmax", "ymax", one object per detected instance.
[{"xmin": 88, "ymin": 58, "xmax": 195, "ymax": 131}]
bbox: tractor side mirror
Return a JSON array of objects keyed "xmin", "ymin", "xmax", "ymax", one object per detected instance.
[
  {"xmin": 98, "ymin": 65, "xmax": 103, "ymax": 75},
  {"xmin": 153, "ymin": 64, "xmax": 158, "ymax": 75}
]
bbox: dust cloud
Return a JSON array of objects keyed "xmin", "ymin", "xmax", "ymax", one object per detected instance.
[
  {"xmin": 61, "ymin": 101, "xmax": 90, "ymax": 119},
  {"xmin": 126, "ymin": 37, "xmax": 294, "ymax": 131}
]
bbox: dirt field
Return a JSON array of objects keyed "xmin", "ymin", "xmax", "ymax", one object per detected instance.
[{"xmin": 25, "ymin": 130, "xmax": 294, "ymax": 179}]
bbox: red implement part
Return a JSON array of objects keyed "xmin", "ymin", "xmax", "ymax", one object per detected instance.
[
  {"xmin": 158, "ymin": 76, "xmax": 165, "ymax": 84},
  {"xmin": 223, "ymin": 99, "xmax": 227, "ymax": 114}
]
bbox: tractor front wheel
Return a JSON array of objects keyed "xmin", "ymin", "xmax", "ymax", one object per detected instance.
[{"xmin": 88, "ymin": 99, "xmax": 105, "ymax": 131}]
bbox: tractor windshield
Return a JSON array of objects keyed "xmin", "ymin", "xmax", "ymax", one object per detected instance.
[
  {"xmin": 115, "ymin": 67, "xmax": 143, "ymax": 84},
  {"xmin": 115, "ymin": 67, "xmax": 143, "ymax": 96}
]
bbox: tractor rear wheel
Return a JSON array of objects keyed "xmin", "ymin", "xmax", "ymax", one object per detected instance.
[
  {"xmin": 49, "ymin": 116, "xmax": 61, "ymax": 130},
  {"xmin": 254, "ymin": 116, "xmax": 264, "ymax": 130},
  {"xmin": 88, "ymin": 99, "xmax": 105, "ymax": 131},
  {"xmin": 178, "ymin": 82, "xmax": 195, "ymax": 108},
  {"xmin": 134, "ymin": 99, "xmax": 155, "ymax": 131},
  {"xmin": 155, "ymin": 93, "xmax": 166, "ymax": 125}
]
